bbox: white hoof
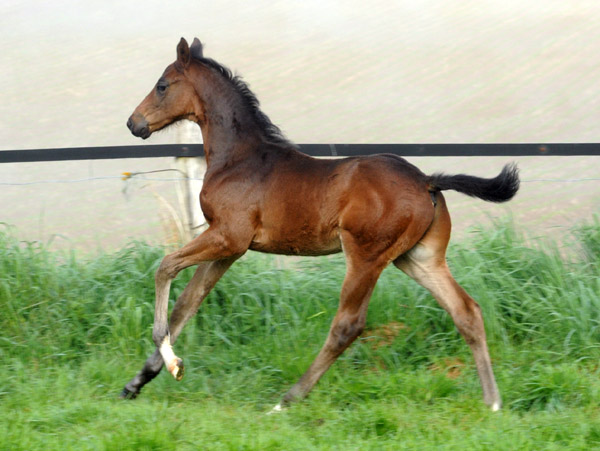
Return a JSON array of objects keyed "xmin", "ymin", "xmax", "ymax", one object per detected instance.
[
  {"xmin": 491, "ymin": 401, "xmax": 501, "ymax": 412},
  {"xmin": 267, "ymin": 403, "xmax": 285, "ymax": 415}
]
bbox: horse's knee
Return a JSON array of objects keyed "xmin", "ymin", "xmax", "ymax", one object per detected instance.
[{"xmin": 156, "ymin": 255, "xmax": 179, "ymax": 282}]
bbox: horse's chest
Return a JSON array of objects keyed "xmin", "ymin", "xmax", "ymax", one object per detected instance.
[{"xmin": 199, "ymin": 186, "xmax": 241, "ymax": 222}]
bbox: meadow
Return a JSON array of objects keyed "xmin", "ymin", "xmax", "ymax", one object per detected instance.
[{"xmin": 1, "ymin": 219, "xmax": 599, "ymax": 450}]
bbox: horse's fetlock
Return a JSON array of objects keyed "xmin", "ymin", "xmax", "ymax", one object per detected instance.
[{"xmin": 152, "ymin": 330, "xmax": 168, "ymax": 348}]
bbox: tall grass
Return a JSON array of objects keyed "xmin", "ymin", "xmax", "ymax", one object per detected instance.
[{"xmin": 0, "ymin": 219, "xmax": 599, "ymax": 449}]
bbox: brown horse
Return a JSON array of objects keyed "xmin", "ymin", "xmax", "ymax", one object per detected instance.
[{"xmin": 124, "ymin": 37, "xmax": 519, "ymax": 412}]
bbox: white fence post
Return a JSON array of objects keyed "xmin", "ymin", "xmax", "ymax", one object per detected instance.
[{"xmin": 175, "ymin": 120, "xmax": 206, "ymax": 242}]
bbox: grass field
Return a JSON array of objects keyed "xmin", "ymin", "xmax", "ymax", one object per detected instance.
[{"xmin": 1, "ymin": 219, "xmax": 599, "ymax": 450}]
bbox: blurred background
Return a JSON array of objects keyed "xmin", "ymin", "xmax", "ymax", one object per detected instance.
[{"xmin": 1, "ymin": 0, "xmax": 598, "ymax": 251}]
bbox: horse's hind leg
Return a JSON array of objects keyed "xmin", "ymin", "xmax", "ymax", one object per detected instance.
[
  {"xmin": 121, "ymin": 257, "xmax": 237, "ymax": 398},
  {"xmin": 394, "ymin": 196, "xmax": 501, "ymax": 410},
  {"xmin": 272, "ymin": 234, "xmax": 387, "ymax": 411}
]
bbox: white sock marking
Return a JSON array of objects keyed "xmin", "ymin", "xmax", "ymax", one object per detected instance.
[{"xmin": 159, "ymin": 335, "xmax": 178, "ymax": 376}]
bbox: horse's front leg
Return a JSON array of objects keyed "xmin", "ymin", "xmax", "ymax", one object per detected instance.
[
  {"xmin": 153, "ymin": 228, "xmax": 248, "ymax": 381},
  {"xmin": 121, "ymin": 257, "xmax": 239, "ymax": 398},
  {"xmin": 122, "ymin": 227, "xmax": 247, "ymax": 398}
]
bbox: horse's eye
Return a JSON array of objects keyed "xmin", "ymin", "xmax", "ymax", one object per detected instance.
[{"xmin": 156, "ymin": 82, "xmax": 168, "ymax": 94}]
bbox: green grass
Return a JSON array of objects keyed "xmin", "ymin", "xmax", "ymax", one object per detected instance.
[{"xmin": 1, "ymin": 218, "xmax": 599, "ymax": 450}]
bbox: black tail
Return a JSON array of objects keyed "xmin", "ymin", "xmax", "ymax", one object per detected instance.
[{"xmin": 426, "ymin": 163, "xmax": 520, "ymax": 203}]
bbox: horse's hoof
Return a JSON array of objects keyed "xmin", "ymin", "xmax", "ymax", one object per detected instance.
[
  {"xmin": 266, "ymin": 403, "xmax": 286, "ymax": 415},
  {"xmin": 168, "ymin": 358, "xmax": 184, "ymax": 381},
  {"xmin": 120, "ymin": 387, "xmax": 138, "ymax": 400}
]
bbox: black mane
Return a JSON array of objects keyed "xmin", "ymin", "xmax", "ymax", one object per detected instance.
[{"xmin": 193, "ymin": 54, "xmax": 296, "ymax": 148}]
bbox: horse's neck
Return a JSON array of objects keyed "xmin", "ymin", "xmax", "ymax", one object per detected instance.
[
  {"xmin": 200, "ymin": 119, "xmax": 261, "ymax": 170},
  {"xmin": 195, "ymin": 72, "xmax": 261, "ymax": 167}
]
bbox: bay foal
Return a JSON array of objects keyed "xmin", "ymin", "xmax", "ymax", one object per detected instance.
[{"xmin": 124, "ymin": 38, "xmax": 519, "ymax": 411}]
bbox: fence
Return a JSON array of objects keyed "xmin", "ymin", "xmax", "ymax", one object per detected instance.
[
  {"xmin": 1, "ymin": 143, "xmax": 599, "ymax": 247},
  {"xmin": 1, "ymin": 143, "xmax": 600, "ymax": 163}
]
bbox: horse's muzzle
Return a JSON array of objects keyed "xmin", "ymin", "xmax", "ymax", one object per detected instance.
[{"xmin": 127, "ymin": 114, "xmax": 151, "ymax": 139}]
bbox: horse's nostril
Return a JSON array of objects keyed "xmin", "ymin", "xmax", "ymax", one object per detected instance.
[{"xmin": 126, "ymin": 116, "xmax": 150, "ymax": 138}]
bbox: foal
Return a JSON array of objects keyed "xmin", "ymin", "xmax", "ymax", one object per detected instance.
[{"xmin": 124, "ymin": 38, "xmax": 519, "ymax": 412}]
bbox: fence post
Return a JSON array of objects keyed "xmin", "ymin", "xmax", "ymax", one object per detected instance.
[{"xmin": 174, "ymin": 121, "xmax": 206, "ymax": 242}]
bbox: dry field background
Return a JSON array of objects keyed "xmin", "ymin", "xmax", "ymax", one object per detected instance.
[{"xmin": 1, "ymin": 0, "xmax": 598, "ymax": 250}]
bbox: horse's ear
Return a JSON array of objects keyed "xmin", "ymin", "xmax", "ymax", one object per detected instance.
[
  {"xmin": 190, "ymin": 38, "xmax": 204, "ymax": 59},
  {"xmin": 176, "ymin": 37, "xmax": 191, "ymax": 68}
]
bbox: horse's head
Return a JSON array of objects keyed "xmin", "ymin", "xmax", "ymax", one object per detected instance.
[{"xmin": 127, "ymin": 38, "xmax": 204, "ymax": 139}]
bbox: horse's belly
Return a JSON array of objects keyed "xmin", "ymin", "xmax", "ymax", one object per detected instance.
[{"xmin": 249, "ymin": 230, "xmax": 342, "ymax": 256}]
